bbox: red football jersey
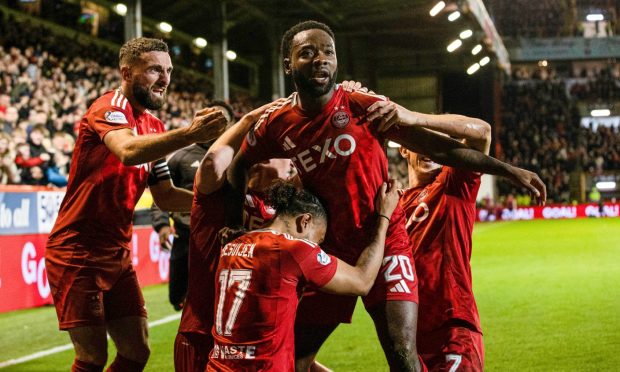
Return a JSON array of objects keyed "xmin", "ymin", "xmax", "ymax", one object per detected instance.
[
  {"xmin": 399, "ymin": 166, "xmax": 482, "ymax": 334},
  {"xmin": 239, "ymin": 85, "xmax": 408, "ymax": 263},
  {"xmin": 47, "ymin": 90, "xmax": 165, "ymax": 249},
  {"xmin": 179, "ymin": 186, "xmax": 275, "ymax": 336},
  {"xmin": 207, "ymin": 230, "xmax": 337, "ymax": 372}
]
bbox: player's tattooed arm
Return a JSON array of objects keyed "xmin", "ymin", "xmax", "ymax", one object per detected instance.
[
  {"xmin": 320, "ymin": 180, "xmax": 399, "ymax": 296},
  {"xmin": 384, "ymin": 125, "xmax": 547, "ymax": 205},
  {"xmin": 367, "ymin": 101, "xmax": 492, "ymax": 154}
]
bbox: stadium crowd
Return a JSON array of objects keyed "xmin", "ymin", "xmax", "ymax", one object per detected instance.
[
  {"xmin": 388, "ymin": 63, "xmax": 620, "ymax": 205},
  {"xmin": 487, "ymin": 0, "xmax": 619, "ymax": 38},
  {"xmin": 2, "ymin": 9, "xmax": 619, "ymax": 206},
  {"xmin": 0, "ymin": 11, "xmax": 255, "ymax": 187},
  {"xmin": 499, "ymin": 65, "xmax": 620, "ymax": 204}
]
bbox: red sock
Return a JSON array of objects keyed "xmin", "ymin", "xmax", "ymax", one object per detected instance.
[
  {"xmin": 72, "ymin": 358, "xmax": 104, "ymax": 372},
  {"xmin": 106, "ymin": 353, "xmax": 147, "ymax": 372}
]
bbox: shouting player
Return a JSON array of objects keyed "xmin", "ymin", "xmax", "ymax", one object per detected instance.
[
  {"xmin": 45, "ymin": 38, "xmax": 227, "ymax": 372},
  {"xmin": 208, "ymin": 179, "xmax": 400, "ymax": 371},
  {"xmin": 226, "ymin": 21, "xmax": 545, "ymax": 372},
  {"xmin": 176, "ymin": 82, "xmax": 366, "ymax": 372}
]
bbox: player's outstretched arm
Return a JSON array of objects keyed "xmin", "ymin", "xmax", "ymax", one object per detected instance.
[
  {"xmin": 367, "ymin": 101, "xmax": 492, "ymax": 154},
  {"xmin": 104, "ymin": 108, "xmax": 227, "ymax": 166},
  {"xmin": 320, "ymin": 180, "xmax": 399, "ymax": 296},
  {"xmin": 197, "ymin": 99, "xmax": 287, "ymax": 195},
  {"xmin": 383, "ymin": 124, "xmax": 546, "ymax": 205}
]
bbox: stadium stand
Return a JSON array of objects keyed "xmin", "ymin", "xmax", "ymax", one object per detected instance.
[
  {"xmin": 2, "ymin": 6, "xmax": 618, "ymax": 204},
  {"xmin": 487, "ymin": 0, "xmax": 619, "ymax": 38},
  {"xmin": 387, "ymin": 62, "xmax": 620, "ymax": 205}
]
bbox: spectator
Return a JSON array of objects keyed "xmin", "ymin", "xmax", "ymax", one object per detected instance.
[{"xmin": 0, "ymin": 131, "xmax": 20, "ymax": 184}]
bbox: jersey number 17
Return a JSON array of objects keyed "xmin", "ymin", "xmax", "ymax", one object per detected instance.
[{"xmin": 215, "ymin": 269, "xmax": 252, "ymax": 336}]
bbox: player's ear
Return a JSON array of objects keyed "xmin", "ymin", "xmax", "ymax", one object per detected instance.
[
  {"xmin": 296, "ymin": 213, "xmax": 312, "ymax": 232},
  {"xmin": 283, "ymin": 58, "xmax": 292, "ymax": 76},
  {"xmin": 120, "ymin": 65, "xmax": 132, "ymax": 82},
  {"xmin": 399, "ymin": 146, "xmax": 408, "ymax": 159}
]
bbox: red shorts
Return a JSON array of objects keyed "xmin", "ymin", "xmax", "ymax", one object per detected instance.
[
  {"xmin": 174, "ymin": 332, "xmax": 212, "ymax": 372},
  {"xmin": 45, "ymin": 246, "xmax": 146, "ymax": 330},
  {"xmin": 296, "ymin": 231, "xmax": 417, "ymax": 325},
  {"xmin": 418, "ymin": 326, "xmax": 484, "ymax": 372}
]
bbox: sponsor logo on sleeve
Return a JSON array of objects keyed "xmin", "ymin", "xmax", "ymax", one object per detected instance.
[
  {"xmin": 246, "ymin": 129, "xmax": 257, "ymax": 146},
  {"xmin": 317, "ymin": 250, "xmax": 332, "ymax": 265},
  {"xmin": 104, "ymin": 111, "xmax": 129, "ymax": 124}
]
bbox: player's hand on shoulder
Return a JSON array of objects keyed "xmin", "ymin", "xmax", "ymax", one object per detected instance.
[
  {"xmin": 218, "ymin": 226, "xmax": 247, "ymax": 246},
  {"xmin": 366, "ymin": 101, "xmax": 419, "ymax": 133},
  {"xmin": 506, "ymin": 166, "xmax": 547, "ymax": 206},
  {"xmin": 341, "ymin": 80, "xmax": 374, "ymax": 94},
  {"xmin": 244, "ymin": 98, "xmax": 288, "ymax": 123},
  {"xmin": 186, "ymin": 107, "xmax": 227, "ymax": 143},
  {"xmin": 375, "ymin": 179, "xmax": 400, "ymax": 220}
]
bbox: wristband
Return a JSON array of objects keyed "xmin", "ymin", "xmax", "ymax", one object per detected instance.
[{"xmin": 378, "ymin": 214, "xmax": 391, "ymax": 222}]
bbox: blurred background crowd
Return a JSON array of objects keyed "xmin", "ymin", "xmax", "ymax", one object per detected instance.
[{"xmin": 1, "ymin": 7, "xmax": 619, "ymax": 207}]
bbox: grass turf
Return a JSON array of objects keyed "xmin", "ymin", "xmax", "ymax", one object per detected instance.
[{"xmin": 1, "ymin": 218, "xmax": 618, "ymax": 371}]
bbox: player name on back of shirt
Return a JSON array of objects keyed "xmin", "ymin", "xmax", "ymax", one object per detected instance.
[{"xmin": 220, "ymin": 243, "xmax": 256, "ymax": 258}]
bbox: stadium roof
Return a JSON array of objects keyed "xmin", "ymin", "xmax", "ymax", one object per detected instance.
[{"xmin": 138, "ymin": 0, "xmax": 508, "ymax": 74}]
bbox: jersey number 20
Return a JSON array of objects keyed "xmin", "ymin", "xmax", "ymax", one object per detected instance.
[{"xmin": 215, "ymin": 269, "xmax": 252, "ymax": 336}]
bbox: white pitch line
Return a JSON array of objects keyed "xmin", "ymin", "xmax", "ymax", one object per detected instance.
[{"xmin": 0, "ymin": 313, "xmax": 181, "ymax": 369}]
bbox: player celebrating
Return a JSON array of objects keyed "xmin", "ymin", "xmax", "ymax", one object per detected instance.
[
  {"xmin": 226, "ymin": 21, "xmax": 545, "ymax": 372},
  {"xmin": 45, "ymin": 37, "xmax": 227, "ymax": 372},
  {"xmin": 208, "ymin": 179, "xmax": 400, "ymax": 372},
  {"xmin": 370, "ymin": 102, "xmax": 533, "ymax": 370},
  {"xmin": 176, "ymin": 82, "xmax": 365, "ymax": 372},
  {"xmin": 175, "ymin": 99, "xmax": 292, "ymax": 372}
]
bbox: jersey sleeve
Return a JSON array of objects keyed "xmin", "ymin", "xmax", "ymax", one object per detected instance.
[
  {"xmin": 88, "ymin": 100, "xmax": 134, "ymax": 141},
  {"xmin": 147, "ymin": 158, "xmax": 172, "ymax": 186},
  {"xmin": 349, "ymin": 89, "xmax": 389, "ymax": 113},
  {"xmin": 444, "ymin": 166, "xmax": 482, "ymax": 203},
  {"xmin": 348, "ymin": 90, "xmax": 390, "ymax": 136},
  {"xmin": 238, "ymin": 113, "xmax": 285, "ymax": 164},
  {"xmin": 287, "ymin": 241, "xmax": 338, "ymax": 288}
]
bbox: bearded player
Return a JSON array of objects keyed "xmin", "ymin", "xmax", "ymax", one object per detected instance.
[
  {"xmin": 177, "ymin": 82, "xmax": 365, "ymax": 372},
  {"xmin": 45, "ymin": 38, "xmax": 226, "ymax": 372},
  {"xmin": 225, "ymin": 20, "xmax": 545, "ymax": 372}
]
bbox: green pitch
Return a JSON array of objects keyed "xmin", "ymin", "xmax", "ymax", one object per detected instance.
[{"xmin": 1, "ymin": 218, "xmax": 619, "ymax": 371}]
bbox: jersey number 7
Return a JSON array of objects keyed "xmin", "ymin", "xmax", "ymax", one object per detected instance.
[{"xmin": 215, "ymin": 269, "xmax": 252, "ymax": 336}]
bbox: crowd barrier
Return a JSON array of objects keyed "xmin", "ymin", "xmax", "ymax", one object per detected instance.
[
  {"xmin": 2, "ymin": 187, "xmax": 618, "ymax": 313},
  {"xmin": 0, "ymin": 187, "xmax": 168, "ymax": 313},
  {"xmin": 477, "ymin": 202, "xmax": 620, "ymax": 221}
]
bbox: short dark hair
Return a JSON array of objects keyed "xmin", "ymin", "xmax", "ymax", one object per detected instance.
[
  {"xmin": 267, "ymin": 180, "xmax": 327, "ymax": 222},
  {"xmin": 119, "ymin": 37, "xmax": 168, "ymax": 67},
  {"xmin": 207, "ymin": 100, "xmax": 235, "ymax": 123},
  {"xmin": 280, "ymin": 20, "xmax": 335, "ymax": 59}
]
